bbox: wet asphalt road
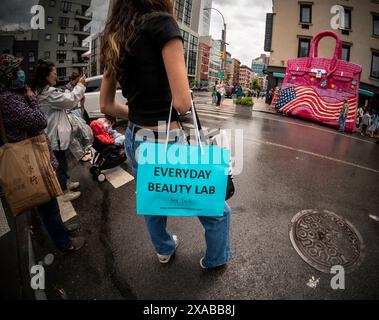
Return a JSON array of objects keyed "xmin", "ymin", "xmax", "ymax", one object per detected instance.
[{"xmin": 30, "ymin": 95, "xmax": 379, "ymax": 300}]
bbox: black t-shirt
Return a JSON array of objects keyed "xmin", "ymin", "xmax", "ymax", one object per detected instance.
[{"xmin": 120, "ymin": 13, "xmax": 183, "ymax": 126}]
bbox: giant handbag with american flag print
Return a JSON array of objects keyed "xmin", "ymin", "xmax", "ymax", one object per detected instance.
[{"xmin": 276, "ymin": 30, "xmax": 362, "ymax": 133}]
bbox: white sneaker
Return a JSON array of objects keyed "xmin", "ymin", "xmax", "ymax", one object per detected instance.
[
  {"xmin": 62, "ymin": 191, "xmax": 81, "ymax": 202},
  {"xmin": 157, "ymin": 235, "xmax": 178, "ymax": 264},
  {"xmin": 68, "ymin": 181, "xmax": 80, "ymax": 191}
]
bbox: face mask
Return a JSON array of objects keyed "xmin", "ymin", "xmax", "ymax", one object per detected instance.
[{"xmin": 13, "ymin": 70, "xmax": 26, "ymax": 88}]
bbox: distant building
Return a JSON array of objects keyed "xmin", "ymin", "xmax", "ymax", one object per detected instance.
[
  {"xmin": 232, "ymin": 58, "xmax": 241, "ymax": 86},
  {"xmin": 251, "ymin": 60, "xmax": 265, "ymax": 77},
  {"xmin": 0, "ymin": 31, "xmax": 38, "ymax": 84},
  {"xmin": 90, "ymin": 33, "xmax": 103, "ymax": 77},
  {"xmin": 32, "ymin": 0, "xmax": 93, "ymax": 83},
  {"xmin": 239, "ymin": 65, "xmax": 253, "ymax": 88},
  {"xmin": 196, "ymin": 40, "xmax": 211, "ymax": 86}
]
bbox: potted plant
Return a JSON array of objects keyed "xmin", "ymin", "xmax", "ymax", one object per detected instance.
[{"xmin": 234, "ymin": 96, "xmax": 254, "ymax": 117}]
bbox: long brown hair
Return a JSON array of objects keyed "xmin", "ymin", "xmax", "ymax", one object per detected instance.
[{"xmin": 101, "ymin": 0, "xmax": 174, "ymax": 81}]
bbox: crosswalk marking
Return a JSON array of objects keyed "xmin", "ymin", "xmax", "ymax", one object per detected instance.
[
  {"xmin": 57, "ymin": 196, "xmax": 77, "ymax": 223},
  {"xmin": 0, "ymin": 199, "xmax": 10, "ymax": 238},
  {"xmin": 102, "ymin": 167, "xmax": 134, "ymax": 189},
  {"xmin": 195, "ymin": 111, "xmax": 229, "ymax": 120}
]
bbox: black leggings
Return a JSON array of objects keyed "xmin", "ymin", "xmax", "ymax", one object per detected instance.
[{"xmin": 53, "ymin": 150, "xmax": 69, "ymax": 191}]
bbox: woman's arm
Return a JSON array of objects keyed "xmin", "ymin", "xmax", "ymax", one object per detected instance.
[
  {"xmin": 6, "ymin": 94, "xmax": 47, "ymax": 131},
  {"xmin": 162, "ymin": 38, "xmax": 191, "ymax": 115},
  {"xmin": 47, "ymin": 83, "xmax": 86, "ymax": 110},
  {"xmin": 100, "ymin": 71, "xmax": 129, "ymax": 119}
]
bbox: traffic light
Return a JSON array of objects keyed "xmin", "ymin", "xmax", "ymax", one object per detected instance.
[{"xmin": 221, "ymin": 51, "xmax": 225, "ymax": 61}]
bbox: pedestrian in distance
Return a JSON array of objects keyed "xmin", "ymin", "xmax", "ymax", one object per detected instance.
[
  {"xmin": 33, "ymin": 60, "xmax": 86, "ymax": 202},
  {"xmin": 215, "ymin": 80, "xmax": 223, "ymax": 106},
  {"xmin": 367, "ymin": 112, "xmax": 378, "ymax": 138},
  {"xmin": 338, "ymin": 99, "xmax": 349, "ymax": 133},
  {"xmin": 0, "ymin": 54, "xmax": 85, "ymax": 254},
  {"xmin": 100, "ymin": 0, "xmax": 231, "ymax": 270},
  {"xmin": 361, "ymin": 110, "xmax": 371, "ymax": 136},
  {"xmin": 356, "ymin": 105, "xmax": 364, "ymax": 128}
]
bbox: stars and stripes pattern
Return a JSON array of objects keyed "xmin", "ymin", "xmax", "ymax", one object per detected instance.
[{"xmin": 276, "ymin": 85, "xmax": 358, "ymax": 130}]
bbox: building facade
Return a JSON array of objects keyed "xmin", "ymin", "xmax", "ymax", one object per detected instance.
[
  {"xmin": 196, "ymin": 40, "xmax": 211, "ymax": 86},
  {"xmin": 265, "ymin": 0, "xmax": 379, "ymax": 110},
  {"xmin": 0, "ymin": 31, "xmax": 38, "ymax": 84},
  {"xmin": 239, "ymin": 65, "xmax": 253, "ymax": 89},
  {"xmin": 174, "ymin": 0, "xmax": 202, "ymax": 84},
  {"xmin": 32, "ymin": 0, "xmax": 92, "ymax": 83},
  {"xmin": 225, "ymin": 51, "xmax": 233, "ymax": 84},
  {"xmin": 232, "ymin": 58, "xmax": 241, "ymax": 86}
]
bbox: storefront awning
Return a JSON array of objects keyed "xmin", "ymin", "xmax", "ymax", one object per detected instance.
[
  {"xmin": 273, "ymin": 72, "xmax": 285, "ymax": 79},
  {"xmin": 358, "ymin": 88, "xmax": 374, "ymax": 97}
]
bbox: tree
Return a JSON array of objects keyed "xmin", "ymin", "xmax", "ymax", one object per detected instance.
[{"xmin": 251, "ymin": 79, "xmax": 261, "ymax": 91}]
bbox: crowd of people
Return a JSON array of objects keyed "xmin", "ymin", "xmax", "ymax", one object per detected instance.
[
  {"xmin": 0, "ymin": 0, "xmax": 232, "ymax": 270},
  {"xmin": 0, "ymin": 55, "xmax": 87, "ymax": 254}
]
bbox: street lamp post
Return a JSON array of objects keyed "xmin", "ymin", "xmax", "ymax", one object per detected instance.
[{"xmin": 204, "ymin": 7, "xmax": 227, "ymax": 80}]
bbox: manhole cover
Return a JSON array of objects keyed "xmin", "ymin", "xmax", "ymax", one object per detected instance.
[{"xmin": 289, "ymin": 209, "xmax": 364, "ymax": 274}]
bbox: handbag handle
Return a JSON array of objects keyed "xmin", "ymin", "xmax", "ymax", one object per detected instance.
[
  {"xmin": 165, "ymin": 94, "xmax": 204, "ymax": 153},
  {"xmin": 306, "ymin": 30, "xmax": 342, "ymax": 75}
]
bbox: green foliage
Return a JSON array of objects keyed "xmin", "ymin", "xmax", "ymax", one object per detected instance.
[
  {"xmin": 251, "ymin": 79, "xmax": 261, "ymax": 91},
  {"xmin": 234, "ymin": 96, "xmax": 254, "ymax": 107}
]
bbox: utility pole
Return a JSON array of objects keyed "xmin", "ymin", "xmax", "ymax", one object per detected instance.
[{"xmin": 204, "ymin": 7, "xmax": 227, "ymax": 81}]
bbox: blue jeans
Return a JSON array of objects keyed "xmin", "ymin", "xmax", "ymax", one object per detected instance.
[
  {"xmin": 124, "ymin": 122, "xmax": 231, "ymax": 268},
  {"xmin": 338, "ymin": 115, "xmax": 347, "ymax": 132}
]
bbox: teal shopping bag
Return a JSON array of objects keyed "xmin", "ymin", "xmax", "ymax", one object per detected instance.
[{"xmin": 136, "ymin": 142, "xmax": 230, "ymax": 217}]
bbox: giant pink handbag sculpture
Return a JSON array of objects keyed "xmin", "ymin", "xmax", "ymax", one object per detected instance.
[{"xmin": 276, "ymin": 31, "xmax": 362, "ymax": 133}]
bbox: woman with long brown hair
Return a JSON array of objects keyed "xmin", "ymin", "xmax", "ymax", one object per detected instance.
[{"xmin": 100, "ymin": 0, "xmax": 231, "ymax": 269}]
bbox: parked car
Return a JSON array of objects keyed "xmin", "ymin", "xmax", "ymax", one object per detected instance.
[{"xmin": 84, "ymin": 75, "xmax": 127, "ymax": 119}]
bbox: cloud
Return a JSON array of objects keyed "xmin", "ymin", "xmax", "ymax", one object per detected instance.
[
  {"xmin": 0, "ymin": 0, "xmax": 39, "ymax": 30},
  {"xmin": 210, "ymin": 0, "xmax": 273, "ymax": 66}
]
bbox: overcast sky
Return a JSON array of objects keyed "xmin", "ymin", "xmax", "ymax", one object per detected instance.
[
  {"xmin": 0, "ymin": 0, "xmax": 272, "ymax": 66},
  {"xmin": 210, "ymin": 0, "xmax": 272, "ymax": 65}
]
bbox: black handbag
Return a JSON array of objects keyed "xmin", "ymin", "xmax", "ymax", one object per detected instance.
[{"xmin": 180, "ymin": 99, "xmax": 235, "ymax": 201}]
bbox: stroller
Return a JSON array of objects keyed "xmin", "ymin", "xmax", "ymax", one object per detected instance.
[
  {"xmin": 89, "ymin": 137, "xmax": 127, "ymax": 182},
  {"xmin": 89, "ymin": 117, "xmax": 127, "ymax": 182}
]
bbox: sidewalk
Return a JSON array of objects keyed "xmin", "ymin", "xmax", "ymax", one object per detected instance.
[{"xmin": 252, "ymin": 98, "xmax": 277, "ymax": 114}]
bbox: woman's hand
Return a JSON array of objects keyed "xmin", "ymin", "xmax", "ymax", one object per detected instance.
[
  {"xmin": 79, "ymin": 75, "xmax": 86, "ymax": 85},
  {"xmin": 25, "ymin": 86, "xmax": 35, "ymax": 97}
]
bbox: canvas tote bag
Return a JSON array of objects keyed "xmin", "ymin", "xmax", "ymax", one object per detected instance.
[{"xmin": 0, "ymin": 108, "xmax": 62, "ymax": 216}]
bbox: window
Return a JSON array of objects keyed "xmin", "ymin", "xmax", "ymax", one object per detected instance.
[
  {"xmin": 188, "ymin": 35, "xmax": 198, "ymax": 76},
  {"xmin": 175, "ymin": 0, "xmax": 185, "ymax": 22},
  {"xmin": 57, "ymin": 33, "xmax": 67, "ymax": 45},
  {"xmin": 342, "ymin": 44, "xmax": 351, "ymax": 62},
  {"xmin": 57, "ymin": 68, "xmax": 66, "ymax": 77},
  {"xmin": 181, "ymin": 30, "xmax": 189, "ymax": 64},
  {"xmin": 61, "ymin": 1, "xmax": 71, "ymax": 13},
  {"xmin": 300, "ymin": 4, "xmax": 312, "ymax": 24},
  {"xmin": 373, "ymin": 15, "xmax": 379, "ymax": 36},
  {"xmin": 44, "ymin": 51, "xmax": 50, "ymax": 59},
  {"xmin": 175, "ymin": 0, "xmax": 192, "ymax": 26},
  {"xmin": 45, "ymin": 34, "xmax": 51, "ymax": 40},
  {"xmin": 371, "ymin": 51, "xmax": 379, "ymax": 79},
  {"xmin": 56, "ymin": 50, "xmax": 67, "ymax": 61},
  {"xmin": 184, "ymin": 0, "xmax": 192, "ymax": 27},
  {"xmin": 59, "ymin": 17, "xmax": 69, "ymax": 28},
  {"xmin": 28, "ymin": 51, "xmax": 35, "ymax": 63},
  {"xmin": 341, "ymin": 8, "xmax": 351, "ymax": 30},
  {"xmin": 298, "ymin": 38, "xmax": 311, "ymax": 57},
  {"xmin": 47, "ymin": 16, "xmax": 53, "ymax": 24}
]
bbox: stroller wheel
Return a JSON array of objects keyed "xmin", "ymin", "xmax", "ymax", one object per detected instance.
[{"xmin": 97, "ymin": 173, "xmax": 106, "ymax": 183}]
